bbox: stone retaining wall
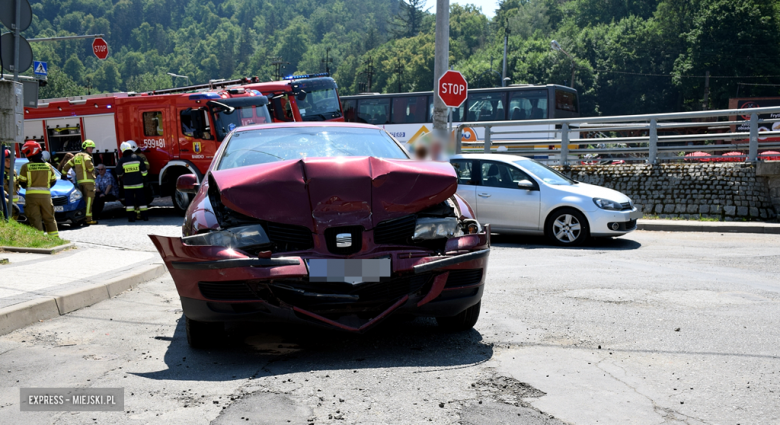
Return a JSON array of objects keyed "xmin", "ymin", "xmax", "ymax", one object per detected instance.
[{"xmin": 552, "ymin": 163, "xmax": 778, "ymax": 221}]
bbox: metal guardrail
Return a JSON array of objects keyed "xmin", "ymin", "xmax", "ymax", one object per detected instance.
[{"xmin": 454, "ymin": 106, "xmax": 780, "ymax": 165}]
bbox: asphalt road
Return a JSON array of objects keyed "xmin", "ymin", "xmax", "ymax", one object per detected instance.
[{"xmin": 1, "ymin": 219, "xmax": 779, "ymax": 424}]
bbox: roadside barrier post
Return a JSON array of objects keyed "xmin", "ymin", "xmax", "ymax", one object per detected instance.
[
  {"xmin": 649, "ymin": 119, "xmax": 658, "ymax": 164},
  {"xmin": 561, "ymin": 123, "xmax": 570, "ymax": 166},
  {"xmin": 483, "ymin": 125, "xmax": 491, "ymax": 153},
  {"xmin": 749, "ymin": 113, "xmax": 758, "ymax": 162},
  {"xmin": 455, "ymin": 126, "xmax": 462, "ymax": 154}
]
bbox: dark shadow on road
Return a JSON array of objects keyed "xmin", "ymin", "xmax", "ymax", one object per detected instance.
[
  {"xmin": 491, "ymin": 233, "xmax": 642, "ymax": 251},
  {"xmin": 133, "ymin": 316, "xmax": 494, "ymax": 382}
]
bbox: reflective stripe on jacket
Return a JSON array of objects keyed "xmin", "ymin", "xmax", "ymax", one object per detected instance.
[{"xmin": 116, "ymin": 153, "xmax": 148, "ymax": 190}]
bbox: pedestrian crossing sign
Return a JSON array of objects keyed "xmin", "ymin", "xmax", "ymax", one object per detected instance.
[{"xmin": 33, "ymin": 61, "xmax": 47, "ymax": 76}]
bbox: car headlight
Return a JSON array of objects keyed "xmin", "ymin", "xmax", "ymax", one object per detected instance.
[
  {"xmin": 69, "ymin": 189, "xmax": 82, "ymax": 204},
  {"xmin": 16, "ymin": 195, "xmax": 24, "ymax": 206},
  {"xmin": 182, "ymin": 224, "xmax": 271, "ymax": 250},
  {"xmin": 412, "ymin": 217, "xmax": 460, "ymax": 240},
  {"xmin": 593, "ymin": 198, "xmax": 622, "ymax": 211}
]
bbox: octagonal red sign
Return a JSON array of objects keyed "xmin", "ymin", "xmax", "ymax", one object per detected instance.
[
  {"xmin": 437, "ymin": 70, "xmax": 468, "ymax": 108},
  {"xmin": 92, "ymin": 37, "xmax": 109, "ymax": 60}
]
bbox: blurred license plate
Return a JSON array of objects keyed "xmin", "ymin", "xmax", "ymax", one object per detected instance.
[
  {"xmin": 54, "ymin": 206, "xmax": 64, "ymax": 212},
  {"xmin": 307, "ymin": 258, "xmax": 391, "ymax": 284},
  {"xmin": 629, "ymin": 210, "xmax": 643, "ymax": 220}
]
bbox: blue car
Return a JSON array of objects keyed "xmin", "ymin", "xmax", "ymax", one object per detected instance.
[{"xmin": 14, "ymin": 158, "xmax": 88, "ymax": 226}]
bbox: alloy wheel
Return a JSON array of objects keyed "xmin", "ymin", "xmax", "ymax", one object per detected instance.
[{"xmin": 553, "ymin": 213, "xmax": 582, "ymax": 243}]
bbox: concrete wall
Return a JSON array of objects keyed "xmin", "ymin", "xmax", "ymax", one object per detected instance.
[
  {"xmin": 552, "ymin": 163, "xmax": 778, "ymax": 221},
  {"xmin": 757, "ymin": 161, "xmax": 780, "ymax": 214}
]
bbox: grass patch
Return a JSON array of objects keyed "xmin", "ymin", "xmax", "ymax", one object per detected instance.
[
  {"xmin": 643, "ymin": 214, "xmax": 722, "ymax": 222},
  {"xmin": 0, "ymin": 219, "xmax": 67, "ymax": 249}
]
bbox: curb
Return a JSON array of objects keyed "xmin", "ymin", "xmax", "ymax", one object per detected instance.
[
  {"xmin": 0, "ymin": 243, "xmax": 76, "ymax": 255},
  {"xmin": 0, "ymin": 263, "xmax": 167, "ymax": 336},
  {"xmin": 637, "ymin": 220, "xmax": 780, "ymax": 234}
]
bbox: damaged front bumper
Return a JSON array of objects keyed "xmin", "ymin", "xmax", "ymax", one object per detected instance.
[{"xmin": 149, "ymin": 230, "xmax": 490, "ymax": 333}]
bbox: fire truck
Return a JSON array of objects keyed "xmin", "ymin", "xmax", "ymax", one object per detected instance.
[{"xmin": 21, "ymin": 75, "xmax": 343, "ymax": 214}]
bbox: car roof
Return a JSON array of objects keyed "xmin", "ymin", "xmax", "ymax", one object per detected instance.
[
  {"xmin": 450, "ymin": 153, "xmax": 532, "ymax": 163},
  {"xmin": 234, "ymin": 122, "xmax": 381, "ymax": 132}
]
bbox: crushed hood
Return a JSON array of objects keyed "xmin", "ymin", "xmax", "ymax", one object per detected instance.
[{"xmin": 209, "ymin": 157, "xmax": 457, "ymax": 233}]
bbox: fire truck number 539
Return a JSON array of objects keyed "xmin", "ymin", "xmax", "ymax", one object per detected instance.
[{"xmin": 142, "ymin": 138, "xmax": 165, "ymax": 149}]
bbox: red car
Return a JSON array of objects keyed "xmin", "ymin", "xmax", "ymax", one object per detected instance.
[{"xmin": 150, "ymin": 123, "xmax": 490, "ymax": 347}]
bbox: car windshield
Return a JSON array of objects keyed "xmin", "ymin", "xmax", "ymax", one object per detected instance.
[
  {"xmin": 515, "ymin": 159, "xmax": 574, "ymax": 185},
  {"xmin": 14, "ymin": 159, "xmax": 62, "ymax": 178},
  {"xmin": 217, "ymin": 127, "xmax": 409, "ymax": 170},
  {"xmin": 210, "ymin": 101, "xmax": 272, "ymax": 140},
  {"xmin": 297, "ymin": 88, "xmax": 342, "ymax": 121}
]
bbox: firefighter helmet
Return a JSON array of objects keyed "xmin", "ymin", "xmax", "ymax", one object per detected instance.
[
  {"xmin": 119, "ymin": 141, "xmax": 133, "ymax": 153},
  {"xmin": 82, "ymin": 140, "xmax": 96, "ymax": 150},
  {"xmin": 2, "ymin": 148, "xmax": 10, "ymax": 158},
  {"xmin": 21, "ymin": 141, "xmax": 42, "ymax": 157},
  {"xmin": 42, "ymin": 151, "xmax": 51, "ymax": 162},
  {"xmin": 126, "ymin": 140, "xmax": 139, "ymax": 152}
]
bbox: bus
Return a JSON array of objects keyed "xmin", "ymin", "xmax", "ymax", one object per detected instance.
[{"xmin": 340, "ymin": 84, "xmax": 579, "ymax": 151}]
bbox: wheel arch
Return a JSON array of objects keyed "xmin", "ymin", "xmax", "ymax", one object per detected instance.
[
  {"xmin": 543, "ymin": 205, "xmax": 591, "ymax": 238},
  {"xmin": 159, "ymin": 160, "xmax": 203, "ymax": 196}
]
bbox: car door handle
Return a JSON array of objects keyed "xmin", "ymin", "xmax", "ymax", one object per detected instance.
[{"xmin": 478, "ymin": 193, "xmax": 491, "ymax": 198}]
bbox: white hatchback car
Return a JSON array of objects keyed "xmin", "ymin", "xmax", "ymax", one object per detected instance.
[{"xmin": 450, "ymin": 154, "xmax": 642, "ymax": 245}]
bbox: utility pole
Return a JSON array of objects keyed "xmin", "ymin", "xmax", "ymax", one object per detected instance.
[
  {"xmin": 702, "ymin": 70, "xmax": 711, "ymax": 110},
  {"xmin": 394, "ymin": 58, "xmax": 404, "ymax": 93},
  {"xmin": 269, "ymin": 57, "xmax": 289, "ymax": 81},
  {"xmin": 321, "ymin": 48, "xmax": 332, "ymax": 75},
  {"xmin": 359, "ymin": 56, "xmax": 375, "ymax": 92},
  {"xmin": 502, "ymin": 22, "xmax": 509, "ymax": 87},
  {"xmin": 432, "ymin": 0, "xmax": 450, "ymax": 137}
]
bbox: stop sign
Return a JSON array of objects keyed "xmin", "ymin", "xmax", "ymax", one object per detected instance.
[
  {"xmin": 92, "ymin": 37, "xmax": 109, "ymax": 60},
  {"xmin": 437, "ymin": 70, "xmax": 468, "ymax": 108}
]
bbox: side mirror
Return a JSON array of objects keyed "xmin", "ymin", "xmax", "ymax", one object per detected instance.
[
  {"xmin": 176, "ymin": 174, "xmax": 199, "ymax": 194},
  {"xmin": 517, "ymin": 179, "xmax": 535, "ymax": 190}
]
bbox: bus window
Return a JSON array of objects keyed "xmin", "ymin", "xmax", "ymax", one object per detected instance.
[
  {"xmin": 392, "ymin": 96, "xmax": 428, "ymax": 123},
  {"xmin": 508, "ymin": 90, "xmax": 548, "ymax": 120},
  {"xmin": 466, "ymin": 92, "xmax": 507, "ymax": 122},
  {"xmin": 555, "ymin": 90, "xmax": 578, "ymax": 113},
  {"xmin": 428, "ymin": 95, "xmax": 465, "ymax": 122},
  {"xmin": 357, "ymin": 98, "xmax": 390, "ymax": 124},
  {"xmin": 342, "ymin": 99, "xmax": 357, "ymax": 122}
]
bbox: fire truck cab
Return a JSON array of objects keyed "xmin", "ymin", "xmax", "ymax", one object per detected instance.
[
  {"xmin": 244, "ymin": 74, "xmax": 344, "ymax": 123},
  {"xmin": 23, "ymin": 84, "xmax": 271, "ymax": 214}
]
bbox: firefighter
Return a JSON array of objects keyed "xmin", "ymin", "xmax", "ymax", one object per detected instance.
[
  {"xmin": 62, "ymin": 140, "xmax": 97, "ymax": 225},
  {"xmin": 17, "ymin": 141, "xmax": 58, "ymax": 236},
  {"xmin": 3, "ymin": 148, "xmax": 18, "ymax": 204},
  {"xmin": 116, "ymin": 141, "xmax": 148, "ymax": 222},
  {"xmin": 126, "ymin": 140, "xmax": 152, "ymax": 219}
]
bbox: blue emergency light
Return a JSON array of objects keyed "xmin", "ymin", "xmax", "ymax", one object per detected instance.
[
  {"xmin": 283, "ymin": 73, "xmax": 330, "ymax": 81},
  {"xmin": 188, "ymin": 92, "xmax": 221, "ymax": 100}
]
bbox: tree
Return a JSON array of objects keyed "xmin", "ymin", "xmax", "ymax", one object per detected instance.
[
  {"xmin": 39, "ymin": 67, "xmax": 84, "ymax": 99},
  {"xmin": 673, "ymin": 0, "xmax": 780, "ymax": 109},
  {"xmin": 62, "ymin": 54, "xmax": 86, "ymax": 85},
  {"xmin": 390, "ymin": 0, "xmax": 429, "ymax": 39}
]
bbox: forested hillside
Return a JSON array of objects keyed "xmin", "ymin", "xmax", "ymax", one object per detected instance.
[{"xmin": 16, "ymin": 0, "xmax": 780, "ymax": 116}]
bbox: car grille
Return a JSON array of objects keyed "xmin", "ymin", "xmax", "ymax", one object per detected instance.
[
  {"xmin": 374, "ymin": 215, "xmax": 416, "ymax": 244},
  {"xmin": 620, "ymin": 202, "xmax": 632, "ymax": 210},
  {"xmin": 265, "ymin": 221, "xmax": 313, "ymax": 251},
  {"xmin": 198, "ymin": 282, "xmax": 256, "ymax": 301},
  {"xmin": 52, "ymin": 196, "xmax": 68, "ymax": 206},
  {"xmin": 445, "ymin": 269, "xmax": 483, "ymax": 288}
]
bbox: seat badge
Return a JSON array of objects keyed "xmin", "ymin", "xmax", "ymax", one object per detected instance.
[{"xmin": 336, "ymin": 233, "xmax": 352, "ymax": 248}]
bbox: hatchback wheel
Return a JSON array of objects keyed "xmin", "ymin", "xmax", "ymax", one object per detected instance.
[
  {"xmin": 436, "ymin": 301, "xmax": 481, "ymax": 332},
  {"xmin": 172, "ymin": 189, "xmax": 192, "ymax": 216},
  {"xmin": 186, "ymin": 317, "xmax": 223, "ymax": 348},
  {"xmin": 546, "ymin": 208, "xmax": 589, "ymax": 246}
]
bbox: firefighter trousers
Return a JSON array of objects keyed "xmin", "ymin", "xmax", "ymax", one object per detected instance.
[
  {"xmin": 78, "ymin": 183, "xmax": 95, "ymax": 220},
  {"xmin": 124, "ymin": 187, "xmax": 148, "ymax": 222},
  {"xmin": 24, "ymin": 194, "xmax": 58, "ymax": 236}
]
